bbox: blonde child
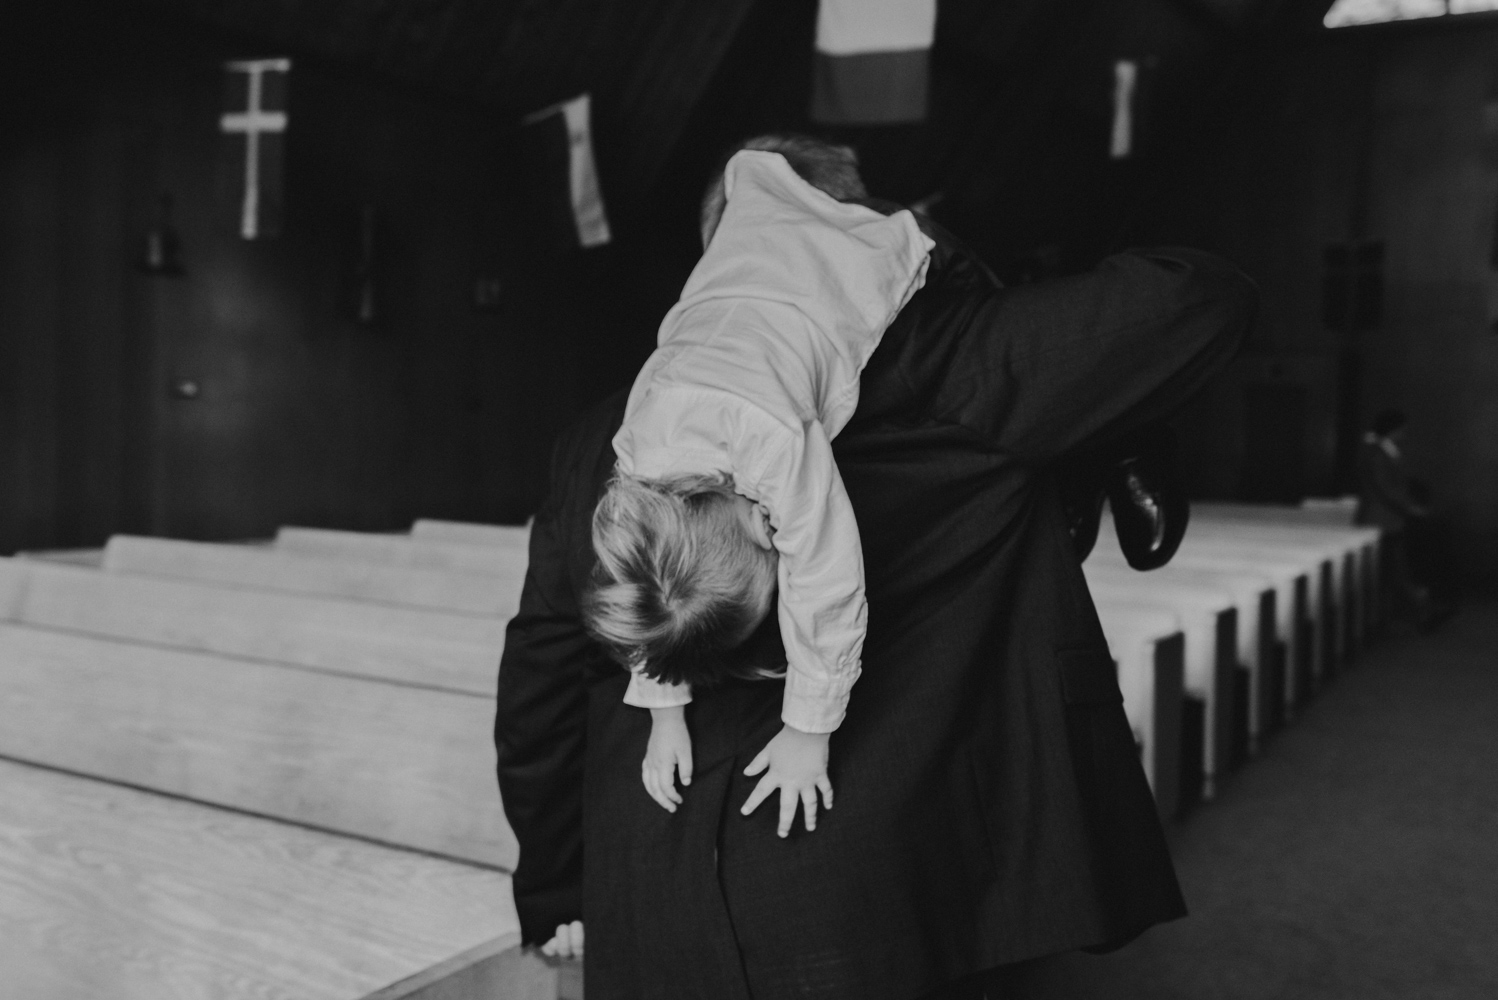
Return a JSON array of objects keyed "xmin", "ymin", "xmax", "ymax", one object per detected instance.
[{"xmin": 583, "ymin": 145, "xmax": 932, "ymax": 837}]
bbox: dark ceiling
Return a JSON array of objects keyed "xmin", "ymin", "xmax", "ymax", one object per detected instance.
[{"xmin": 135, "ymin": 0, "xmax": 1338, "ymax": 264}]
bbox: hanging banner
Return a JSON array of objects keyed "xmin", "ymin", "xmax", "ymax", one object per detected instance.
[
  {"xmin": 1109, "ymin": 57, "xmax": 1158, "ymax": 161},
  {"xmin": 220, "ymin": 58, "xmax": 290, "ymax": 240},
  {"xmin": 1110, "ymin": 60, "xmax": 1138, "ymax": 160},
  {"xmin": 811, "ymin": 0, "xmax": 935, "ymax": 125},
  {"xmin": 521, "ymin": 93, "xmax": 612, "ymax": 250}
]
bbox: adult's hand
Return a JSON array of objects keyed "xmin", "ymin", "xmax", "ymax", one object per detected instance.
[
  {"xmin": 741, "ymin": 724, "xmax": 833, "ymax": 837},
  {"xmin": 540, "ymin": 920, "xmax": 585, "ymax": 960},
  {"xmin": 1108, "ymin": 425, "xmax": 1189, "ymax": 571}
]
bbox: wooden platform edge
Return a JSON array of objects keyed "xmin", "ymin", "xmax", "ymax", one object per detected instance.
[{"xmin": 359, "ymin": 932, "xmax": 582, "ymax": 1000}]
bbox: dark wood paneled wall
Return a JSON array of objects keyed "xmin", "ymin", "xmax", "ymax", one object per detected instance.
[
  {"xmin": 0, "ymin": 8, "xmax": 577, "ymax": 550},
  {"xmin": 1149, "ymin": 19, "xmax": 1498, "ymax": 584},
  {"xmin": 2, "ymin": 0, "xmax": 1381, "ymax": 560},
  {"xmin": 143, "ymin": 0, "xmax": 760, "ymax": 225}
]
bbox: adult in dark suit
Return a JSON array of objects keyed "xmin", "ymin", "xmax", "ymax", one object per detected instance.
[
  {"xmin": 495, "ymin": 149, "xmax": 1257, "ymax": 1000},
  {"xmin": 1357, "ymin": 408, "xmax": 1456, "ymax": 625}
]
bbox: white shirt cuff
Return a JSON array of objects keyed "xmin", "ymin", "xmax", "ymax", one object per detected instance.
[
  {"xmin": 623, "ymin": 671, "xmax": 693, "ymax": 710},
  {"xmin": 780, "ymin": 667, "xmax": 857, "ymax": 734}
]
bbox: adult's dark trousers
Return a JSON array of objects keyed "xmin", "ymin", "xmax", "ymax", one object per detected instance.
[{"xmin": 913, "ymin": 958, "xmax": 1055, "ymax": 1000}]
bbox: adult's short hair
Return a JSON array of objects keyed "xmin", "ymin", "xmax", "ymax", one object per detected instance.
[
  {"xmin": 698, "ymin": 133, "xmax": 867, "ymax": 248},
  {"xmin": 1373, "ymin": 408, "xmax": 1408, "ymax": 437}
]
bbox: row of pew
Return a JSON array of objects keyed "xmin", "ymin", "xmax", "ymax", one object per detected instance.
[
  {"xmin": 0, "ymin": 501, "xmax": 1381, "ymax": 998},
  {"xmin": 1089, "ymin": 500, "xmax": 1383, "ymax": 820},
  {"xmin": 0, "ymin": 520, "xmax": 576, "ymax": 999}
]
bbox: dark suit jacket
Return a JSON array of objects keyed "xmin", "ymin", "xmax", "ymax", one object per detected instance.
[{"xmin": 495, "ymin": 239, "xmax": 1257, "ymax": 1000}]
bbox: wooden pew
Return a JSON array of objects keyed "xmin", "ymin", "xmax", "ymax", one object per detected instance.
[
  {"xmin": 17, "ymin": 546, "xmax": 104, "ymax": 567},
  {"xmin": 1092, "ymin": 560, "xmax": 1278, "ymax": 754},
  {"xmin": 1173, "ymin": 532, "xmax": 1341, "ymax": 695},
  {"xmin": 1091, "ymin": 539, "xmax": 1309, "ymax": 727},
  {"xmin": 1097, "ymin": 512, "xmax": 1327, "ymax": 715},
  {"xmin": 0, "ymin": 757, "xmax": 524, "ymax": 1000},
  {"xmin": 0, "ymin": 621, "xmax": 516, "ymax": 868},
  {"xmin": 1085, "ymin": 568, "xmax": 1239, "ymax": 801},
  {"xmin": 411, "ymin": 519, "xmax": 531, "ymax": 549},
  {"xmin": 102, "ymin": 535, "xmax": 524, "ymax": 619},
  {"xmin": 363, "ymin": 936, "xmax": 580, "ymax": 1000},
  {"xmin": 0, "ymin": 557, "xmax": 504, "ymax": 696},
  {"xmin": 1194, "ymin": 504, "xmax": 1378, "ymax": 620},
  {"xmin": 2, "ymin": 535, "xmax": 576, "ymax": 996},
  {"xmin": 1288, "ymin": 500, "xmax": 1384, "ymax": 633},
  {"xmin": 1192, "ymin": 507, "xmax": 1381, "ymax": 655},
  {"xmin": 276, "ymin": 527, "xmax": 529, "ymax": 578},
  {"xmin": 1091, "ymin": 601, "xmax": 1185, "ymax": 821}
]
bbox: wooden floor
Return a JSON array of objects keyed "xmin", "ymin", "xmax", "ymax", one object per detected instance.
[
  {"xmin": 1018, "ymin": 600, "xmax": 1498, "ymax": 999},
  {"xmin": 0, "ymin": 758, "xmax": 517, "ymax": 1000}
]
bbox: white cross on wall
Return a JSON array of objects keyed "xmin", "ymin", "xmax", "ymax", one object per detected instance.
[
  {"xmin": 220, "ymin": 58, "xmax": 290, "ymax": 240},
  {"xmin": 1110, "ymin": 60, "xmax": 1137, "ymax": 161}
]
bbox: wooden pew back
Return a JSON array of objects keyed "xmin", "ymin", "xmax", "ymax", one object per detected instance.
[
  {"xmin": 1092, "ymin": 562, "xmax": 1278, "ymax": 750},
  {"xmin": 103, "ymin": 535, "xmax": 524, "ymax": 619},
  {"xmin": 0, "ymin": 622, "xmax": 515, "ymax": 868},
  {"xmin": 1093, "ymin": 538, "xmax": 1315, "ymax": 719},
  {"xmin": 1085, "ymin": 569, "xmax": 1239, "ymax": 796},
  {"xmin": 276, "ymin": 527, "xmax": 529, "ymax": 578},
  {"xmin": 1092, "ymin": 601, "xmax": 1185, "ymax": 821},
  {"xmin": 411, "ymin": 519, "xmax": 531, "ymax": 549},
  {"xmin": 0, "ymin": 557, "xmax": 503, "ymax": 695}
]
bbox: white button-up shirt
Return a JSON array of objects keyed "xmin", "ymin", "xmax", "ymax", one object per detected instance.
[{"xmin": 611, "ymin": 150, "xmax": 933, "ymax": 733}]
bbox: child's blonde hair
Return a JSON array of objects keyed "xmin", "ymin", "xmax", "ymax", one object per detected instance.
[{"xmin": 584, "ymin": 469, "xmax": 780, "ymax": 686}]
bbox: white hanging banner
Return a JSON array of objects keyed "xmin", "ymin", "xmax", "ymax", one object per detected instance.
[
  {"xmin": 1111, "ymin": 60, "xmax": 1138, "ymax": 161},
  {"xmin": 811, "ymin": 0, "xmax": 935, "ymax": 125},
  {"xmin": 522, "ymin": 93, "xmax": 612, "ymax": 249}
]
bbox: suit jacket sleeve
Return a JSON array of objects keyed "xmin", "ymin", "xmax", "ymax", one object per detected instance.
[
  {"xmin": 495, "ymin": 421, "xmax": 606, "ymax": 945},
  {"xmin": 885, "ymin": 247, "xmax": 1258, "ymax": 462}
]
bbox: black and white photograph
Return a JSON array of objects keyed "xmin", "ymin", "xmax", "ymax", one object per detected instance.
[{"xmin": 0, "ymin": 0, "xmax": 1494, "ymax": 997}]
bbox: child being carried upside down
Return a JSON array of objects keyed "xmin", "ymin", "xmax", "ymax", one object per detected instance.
[{"xmin": 582, "ymin": 147, "xmax": 933, "ymax": 837}]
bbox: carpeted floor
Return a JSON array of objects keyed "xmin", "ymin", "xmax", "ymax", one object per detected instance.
[{"xmin": 1020, "ymin": 599, "xmax": 1498, "ymax": 1000}]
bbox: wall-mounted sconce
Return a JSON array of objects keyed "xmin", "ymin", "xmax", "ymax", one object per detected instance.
[
  {"xmin": 472, "ymin": 275, "xmax": 505, "ymax": 313},
  {"xmin": 170, "ymin": 377, "xmax": 202, "ymax": 400},
  {"xmin": 137, "ymin": 194, "xmax": 185, "ymax": 276}
]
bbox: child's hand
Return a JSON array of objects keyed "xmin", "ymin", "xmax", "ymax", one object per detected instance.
[
  {"xmin": 642, "ymin": 706, "xmax": 693, "ymax": 813},
  {"xmin": 740, "ymin": 724, "xmax": 833, "ymax": 837},
  {"xmin": 539, "ymin": 920, "xmax": 584, "ymax": 960}
]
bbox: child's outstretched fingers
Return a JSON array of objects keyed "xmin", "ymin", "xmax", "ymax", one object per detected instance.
[
  {"xmin": 777, "ymin": 786, "xmax": 798, "ymax": 838},
  {"xmin": 800, "ymin": 786, "xmax": 819, "ymax": 832},
  {"xmin": 677, "ymin": 744, "xmax": 693, "ymax": 788},
  {"xmin": 743, "ymin": 746, "xmax": 770, "ymax": 777},
  {"xmin": 741, "ymin": 725, "xmax": 832, "ymax": 836},
  {"xmin": 740, "ymin": 772, "xmax": 777, "ymax": 817}
]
